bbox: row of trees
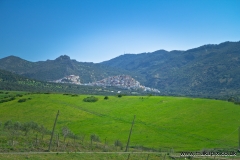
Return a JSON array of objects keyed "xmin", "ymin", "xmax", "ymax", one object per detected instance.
[
  {"xmin": 0, "ymin": 120, "xmax": 125, "ymax": 152},
  {"xmin": 2, "ymin": 120, "xmax": 50, "ymax": 146}
]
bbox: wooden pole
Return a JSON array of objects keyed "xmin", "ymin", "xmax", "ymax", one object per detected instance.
[
  {"xmin": 146, "ymin": 154, "xmax": 150, "ymax": 160},
  {"xmin": 125, "ymin": 115, "xmax": 136, "ymax": 152},
  {"xmin": 239, "ymin": 126, "xmax": 240, "ymax": 151},
  {"xmin": 127, "ymin": 153, "xmax": 130, "ymax": 160},
  {"xmin": 48, "ymin": 110, "xmax": 59, "ymax": 152}
]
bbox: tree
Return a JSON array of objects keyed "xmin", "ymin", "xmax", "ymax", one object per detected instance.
[
  {"xmin": 21, "ymin": 122, "xmax": 31, "ymax": 136},
  {"xmin": 13, "ymin": 121, "xmax": 21, "ymax": 131},
  {"xmin": 114, "ymin": 139, "xmax": 123, "ymax": 151},
  {"xmin": 37, "ymin": 125, "xmax": 48, "ymax": 140},
  {"xmin": 90, "ymin": 134, "xmax": 100, "ymax": 149},
  {"xmin": 4, "ymin": 120, "xmax": 13, "ymax": 130},
  {"xmin": 62, "ymin": 126, "xmax": 70, "ymax": 143}
]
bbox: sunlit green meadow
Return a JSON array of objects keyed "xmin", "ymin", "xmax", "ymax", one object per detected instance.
[{"xmin": 0, "ymin": 92, "xmax": 239, "ymax": 151}]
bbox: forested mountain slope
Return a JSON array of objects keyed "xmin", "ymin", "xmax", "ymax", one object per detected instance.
[
  {"xmin": 101, "ymin": 41, "xmax": 240, "ymax": 98},
  {"xmin": 0, "ymin": 55, "xmax": 141, "ymax": 83}
]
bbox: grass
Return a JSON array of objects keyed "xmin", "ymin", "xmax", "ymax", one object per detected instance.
[
  {"xmin": 0, "ymin": 152, "xmax": 239, "ymax": 160},
  {"xmin": 0, "ymin": 152, "xmax": 177, "ymax": 160},
  {"xmin": 0, "ymin": 91, "xmax": 240, "ymax": 152}
]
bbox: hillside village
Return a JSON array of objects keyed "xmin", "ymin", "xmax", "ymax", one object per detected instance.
[
  {"xmin": 88, "ymin": 75, "xmax": 160, "ymax": 93},
  {"xmin": 53, "ymin": 75, "xmax": 81, "ymax": 85},
  {"xmin": 53, "ymin": 74, "xmax": 160, "ymax": 93}
]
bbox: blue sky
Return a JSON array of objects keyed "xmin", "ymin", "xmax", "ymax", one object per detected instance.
[{"xmin": 0, "ymin": 0, "xmax": 240, "ymax": 63}]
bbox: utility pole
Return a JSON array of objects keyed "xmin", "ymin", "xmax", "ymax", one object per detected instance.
[
  {"xmin": 125, "ymin": 115, "xmax": 136, "ymax": 152},
  {"xmin": 48, "ymin": 110, "xmax": 59, "ymax": 151}
]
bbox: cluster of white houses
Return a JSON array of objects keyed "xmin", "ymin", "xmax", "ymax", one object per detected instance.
[
  {"xmin": 53, "ymin": 74, "xmax": 160, "ymax": 93},
  {"xmin": 88, "ymin": 75, "xmax": 160, "ymax": 93},
  {"xmin": 53, "ymin": 75, "xmax": 81, "ymax": 85}
]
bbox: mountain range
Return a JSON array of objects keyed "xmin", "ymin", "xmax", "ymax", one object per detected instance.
[
  {"xmin": 1, "ymin": 41, "xmax": 240, "ymax": 98},
  {"xmin": 0, "ymin": 55, "xmax": 141, "ymax": 83},
  {"xmin": 102, "ymin": 41, "xmax": 240, "ymax": 98}
]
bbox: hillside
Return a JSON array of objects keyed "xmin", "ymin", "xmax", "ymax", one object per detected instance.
[
  {"xmin": 101, "ymin": 41, "xmax": 240, "ymax": 98},
  {"xmin": 0, "ymin": 55, "xmax": 142, "ymax": 83},
  {"xmin": 0, "ymin": 92, "xmax": 239, "ymax": 151},
  {"xmin": 0, "ymin": 69, "xmax": 137, "ymax": 95},
  {"xmin": 1, "ymin": 41, "xmax": 240, "ymax": 98}
]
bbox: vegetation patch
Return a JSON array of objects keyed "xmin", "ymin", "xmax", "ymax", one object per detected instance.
[
  {"xmin": 18, "ymin": 98, "xmax": 27, "ymax": 103},
  {"xmin": 104, "ymin": 96, "xmax": 109, "ymax": 100},
  {"xmin": 83, "ymin": 96, "xmax": 98, "ymax": 102}
]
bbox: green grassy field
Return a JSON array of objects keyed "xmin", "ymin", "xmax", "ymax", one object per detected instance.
[
  {"xmin": 2, "ymin": 152, "xmax": 237, "ymax": 160},
  {"xmin": 0, "ymin": 91, "xmax": 239, "ymax": 152},
  {"xmin": 0, "ymin": 152, "xmax": 188, "ymax": 160}
]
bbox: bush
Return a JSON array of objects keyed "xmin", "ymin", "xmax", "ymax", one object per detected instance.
[
  {"xmin": 0, "ymin": 100, "xmax": 6, "ymax": 103},
  {"xmin": 228, "ymin": 97, "xmax": 235, "ymax": 102},
  {"xmin": 114, "ymin": 140, "xmax": 123, "ymax": 147},
  {"xmin": 0, "ymin": 97, "xmax": 15, "ymax": 103},
  {"xmin": 117, "ymin": 94, "xmax": 122, "ymax": 98},
  {"xmin": 18, "ymin": 98, "xmax": 27, "ymax": 103},
  {"xmin": 83, "ymin": 96, "xmax": 98, "ymax": 102},
  {"xmin": 9, "ymin": 97, "xmax": 15, "ymax": 101},
  {"xmin": 104, "ymin": 96, "xmax": 109, "ymax": 100},
  {"xmin": 90, "ymin": 134, "xmax": 100, "ymax": 142}
]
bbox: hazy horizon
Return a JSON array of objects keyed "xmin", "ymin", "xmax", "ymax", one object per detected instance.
[{"xmin": 2, "ymin": 40, "xmax": 240, "ymax": 64}]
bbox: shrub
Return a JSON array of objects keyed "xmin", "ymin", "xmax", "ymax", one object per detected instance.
[
  {"xmin": 4, "ymin": 120, "xmax": 13, "ymax": 130},
  {"xmin": 228, "ymin": 97, "xmax": 235, "ymax": 102},
  {"xmin": 90, "ymin": 134, "xmax": 100, "ymax": 142},
  {"xmin": 104, "ymin": 96, "xmax": 109, "ymax": 100},
  {"xmin": 234, "ymin": 101, "xmax": 240, "ymax": 105},
  {"xmin": 114, "ymin": 140, "xmax": 123, "ymax": 147},
  {"xmin": 83, "ymin": 96, "xmax": 98, "ymax": 102},
  {"xmin": 9, "ymin": 97, "xmax": 15, "ymax": 101},
  {"xmin": 117, "ymin": 94, "xmax": 122, "ymax": 98},
  {"xmin": 18, "ymin": 98, "xmax": 27, "ymax": 103},
  {"xmin": 16, "ymin": 94, "xmax": 23, "ymax": 97}
]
